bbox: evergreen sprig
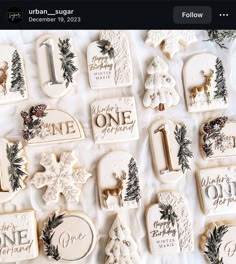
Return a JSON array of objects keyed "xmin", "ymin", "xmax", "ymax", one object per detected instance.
[
  {"xmin": 159, "ymin": 203, "xmax": 177, "ymax": 227},
  {"xmin": 6, "ymin": 142, "xmax": 27, "ymax": 191},
  {"xmin": 174, "ymin": 125, "xmax": 193, "ymax": 173},
  {"xmin": 42, "ymin": 213, "xmax": 64, "ymax": 261},
  {"xmin": 204, "ymin": 225, "xmax": 228, "ymax": 264},
  {"xmin": 206, "ymin": 30, "xmax": 236, "ymax": 49},
  {"xmin": 58, "ymin": 38, "xmax": 78, "ymax": 87},
  {"xmin": 97, "ymin": 39, "xmax": 115, "ymax": 59}
]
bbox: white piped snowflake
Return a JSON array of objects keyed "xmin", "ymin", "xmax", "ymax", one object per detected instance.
[
  {"xmin": 31, "ymin": 151, "xmax": 91, "ymax": 203},
  {"xmin": 145, "ymin": 30, "xmax": 197, "ymax": 59}
]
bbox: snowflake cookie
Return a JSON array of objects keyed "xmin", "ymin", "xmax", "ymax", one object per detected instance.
[
  {"xmin": 31, "ymin": 151, "xmax": 91, "ymax": 203},
  {"xmin": 105, "ymin": 214, "xmax": 141, "ymax": 264},
  {"xmin": 145, "ymin": 30, "xmax": 197, "ymax": 59},
  {"xmin": 143, "ymin": 56, "xmax": 180, "ymax": 111}
]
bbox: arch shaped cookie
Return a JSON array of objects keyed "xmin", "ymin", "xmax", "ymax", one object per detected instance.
[
  {"xmin": 146, "ymin": 191, "xmax": 194, "ymax": 255},
  {"xmin": 149, "ymin": 120, "xmax": 193, "ymax": 183},
  {"xmin": 87, "ymin": 30, "xmax": 133, "ymax": 89},
  {"xmin": 0, "ymin": 45, "xmax": 27, "ymax": 104},
  {"xmin": 98, "ymin": 151, "xmax": 141, "ymax": 211},
  {"xmin": 36, "ymin": 34, "xmax": 78, "ymax": 98},
  {"xmin": 183, "ymin": 53, "xmax": 228, "ymax": 113},
  {"xmin": 21, "ymin": 104, "xmax": 85, "ymax": 145}
]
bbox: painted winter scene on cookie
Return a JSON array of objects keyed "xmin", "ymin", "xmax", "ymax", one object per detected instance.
[
  {"xmin": 183, "ymin": 53, "xmax": 228, "ymax": 113},
  {"xmin": 98, "ymin": 151, "xmax": 141, "ymax": 211}
]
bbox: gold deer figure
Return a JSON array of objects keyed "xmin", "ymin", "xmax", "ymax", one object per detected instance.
[
  {"xmin": 190, "ymin": 69, "xmax": 214, "ymax": 104},
  {"xmin": 102, "ymin": 171, "xmax": 126, "ymax": 208},
  {"xmin": 0, "ymin": 62, "xmax": 9, "ymax": 95}
]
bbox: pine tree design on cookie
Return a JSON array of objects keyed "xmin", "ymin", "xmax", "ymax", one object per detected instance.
[
  {"xmin": 31, "ymin": 151, "xmax": 91, "ymax": 203},
  {"xmin": 58, "ymin": 38, "xmax": 78, "ymax": 88},
  {"xmin": 21, "ymin": 104, "xmax": 47, "ymax": 141},
  {"xmin": 0, "ymin": 45, "xmax": 28, "ymax": 104},
  {"xmin": 10, "ymin": 50, "xmax": 26, "ymax": 96},
  {"xmin": 105, "ymin": 215, "xmax": 141, "ymax": 264}
]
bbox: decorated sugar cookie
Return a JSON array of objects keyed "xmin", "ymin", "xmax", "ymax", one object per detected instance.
[
  {"xmin": 149, "ymin": 120, "xmax": 193, "ymax": 183},
  {"xmin": 91, "ymin": 97, "xmax": 139, "ymax": 144},
  {"xmin": 105, "ymin": 214, "xmax": 141, "ymax": 264},
  {"xmin": 36, "ymin": 34, "xmax": 78, "ymax": 98},
  {"xmin": 31, "ymin": 151, "xmax": 91, "ymax": 203},
  {"xmin": 183, "ymin": 53, "xmax": 228, "ymax": 112},
  {"xmin": 21, "ymin": 104, "xmax": 85, "ymax": 145},
  {"xmin": 200, "ymin": 221, "xmax": 236, "ymax": 264},
  {"xmin": 87, "ymin": 30, "xmax": 133, "ymax": 89},
  {"xmin": 143, "ymin": 56, "xmax": 180, "ymax": 111},
  {"xmin": 0, "ymin": 210, "xmax": 38, "ymax": 262},
  {"xmin": 41, "ymin": 211, "xmax": 97, "ymax": 261},
  {"xmin": 200, "ymin": 116, "xmax": 236, "ymax": 159},
  {"xmin": 0, "ymin": 45, "xmax": 27, "ymax": 104},
  {"xmin": 196, "ymin": 166, "xmax": 236, "ymax": 216},
  {"xmin": 146, "ymin": 191, "xmax": 194, "ymax": 255},
  {"xmin": 98, "ymin": 151, "xmax": 141, "ymax": 211},
  {"xmin": 145, "ymin": 30, "xmax": 196, "ymax": 59},
  {"xmin": 0, "ymin": 139, "xmax": 28, "ymax": 203}
]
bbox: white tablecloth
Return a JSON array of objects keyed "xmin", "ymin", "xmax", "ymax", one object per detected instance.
[{"xmin": 0, "ymin": 30, "xmax": 236, "ymax": 264}]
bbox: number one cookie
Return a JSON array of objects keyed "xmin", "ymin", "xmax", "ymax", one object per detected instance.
[{"xmin": 36, "ymin": 34, "xmax": 78, "ymax": 98}]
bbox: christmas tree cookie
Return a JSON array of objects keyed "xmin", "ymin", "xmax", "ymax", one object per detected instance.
[
  {"xmin": 149, "ymin": 120, "xmax": 193, "ymax": 183},
  {"xmin": 21, "ymin": 104, "xmax": 85, "ymax": 145},
  {"xmin": 105, "ymin": 214, "xmax": 141, "ymax": 264},
  {"xmin": 145, "ymin": 30, "xmax": 196, "ymax": 59},
  {"xmin": 98, "ymin": 151, "xmax": 141, "ymax": 211},
  {"xmin": 87, "ymin": 30, "xmax": 133, "ymax": 89},
  {"xmin": 0, "ymin": 138, "xmax": 28, "ymax": 203},
  {"xmin": 143, "ymin": 56, "xmax": 180, "ymax": 111},
  {"xmin": 31, "ymin": 151, "xmax": 91, "ymax": 203},
  {"xmin": 0, "ymin": 45, "xmax": 27, "ymax": 104},
  {"xmin": 183, "ymin": 53, "xmax": 228, "ymax": 113},
  {"xmin": 36, "ymin": 34, "xmax": 78, "ymax": 98},
  {"xmin": 200, "ymin": 221, "xmax": 236, "ymax": 264},
  {"xmin": 41, "ymin": 211, "xmax": 97, "ymax": 261},
  {"xmin": 146, "ymin": 191, "xmax": 194, "ymax": 255}
]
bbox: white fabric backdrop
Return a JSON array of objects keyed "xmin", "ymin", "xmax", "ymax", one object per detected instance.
[{"xmin": 0, "ymin": 30, "xmax": 236, "ymax": 264}]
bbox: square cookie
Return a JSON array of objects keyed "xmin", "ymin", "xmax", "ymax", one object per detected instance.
[{"xmin": 91, "ymin": 97, "xmax": 139, "ymax": 144}]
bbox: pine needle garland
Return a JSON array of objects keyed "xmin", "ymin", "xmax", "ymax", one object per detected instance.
[
  {"xmin": 42, "ymin": 213, "xmax": 64, "ymax": 261},
  {"xmin": 204, "ymin": 225, "xmax": 228, "ymax": 264},
  {"xmin": 6, "ymin": 142, "xmax": 27, "ymax": 192},
  {"xmin": 58, "ymin": 38, "xmax": 78, "ymax": 87},
  {"xmin": 174, "ymin": 125, "xmax": 193, "ymax": 173},
  {"xmin": 159, "ymin": 203, "xmax": 177, "ymax": 227},
  {"xmin": 206, "ymin": 30, "xmax": 236, "ymax": 49}
]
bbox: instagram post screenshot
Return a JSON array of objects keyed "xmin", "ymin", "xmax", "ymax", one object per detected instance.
[{"xmin": 0, "ymin": 0, "xmax": 236, "ymax": 263}]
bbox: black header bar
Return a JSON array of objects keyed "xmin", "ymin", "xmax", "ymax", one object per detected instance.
[{"xmin": 2, "ymin": 1, "xmax": 236, "ymax": 29}]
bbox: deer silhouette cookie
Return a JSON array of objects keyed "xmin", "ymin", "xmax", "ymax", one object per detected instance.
[{"xmin": 98, "ymin": 151, "xmax": 141, "ymax": 211}]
